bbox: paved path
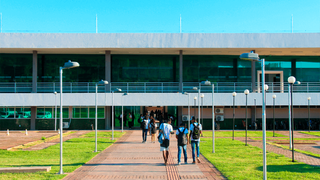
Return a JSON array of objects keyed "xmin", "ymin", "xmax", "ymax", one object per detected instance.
[{"xmin": 64, "ymin": 130, "xmax": 225, "ymax": 180}]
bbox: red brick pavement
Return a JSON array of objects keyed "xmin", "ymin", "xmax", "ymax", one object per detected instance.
[{"xmin": 63, "ymin": 130, "xmax": 225, "ymax": 180}]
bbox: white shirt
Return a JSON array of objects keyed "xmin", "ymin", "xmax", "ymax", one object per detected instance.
[
  {"xmin": 143, "ymin": 119, "xmax": 150, "ymax": 130},
  {"xmin": 176, "ymin": 127, "xmax": 188, "ymax": 135},
  {"xmin": 160, "ymin": 123, "xmax": 173, "ymax": 140},
  {"xmin": 149, "ymin": 122, "xmax": 158, "ymax": 128},
  {"xmin": 190, "ymin": 123, "xmax": 202, "ymax": 141}
]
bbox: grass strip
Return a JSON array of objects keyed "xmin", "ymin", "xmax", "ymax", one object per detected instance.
[
  {"xmin": 9, "ymin": 131, "xmax": 75, "ymax": 151},
  {"xmin": 300, "ymin": 131, "xmax": 320, "ymax": 137},
  {"xmin": 0, "ymin": 132, "xmax": 123, "ymax": 180},
  {"xmin": 201, "ymin": 138, "xmax": 320, "ymax": 180},
  {"xmin": 202, "ymin": 131, "xmax": 286, "ymax": 137},
  {"xmin": 81, "ymin": 131, "xmax": 124, "ymax": 138},
  {"xmin": 267, "ymin": 142, "xmax": 320, "ymax": 158},
  {"xmin": 251, "ymin": 137, "xmax": 320, "ymax": 141}
]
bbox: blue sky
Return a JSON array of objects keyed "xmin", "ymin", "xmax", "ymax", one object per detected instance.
[{"xmin": 0, "ymin": 0, "xmax": 319, "ymax": 33}]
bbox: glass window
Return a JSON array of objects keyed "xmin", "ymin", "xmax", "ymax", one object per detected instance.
[
  {"xmin": 256, "ymin": 56, "xmax": 292, "ymax": 81},
  {"xmin": 37, "ymin": 107, "xmax": 53, "ymax": 119},
  {"xmin": 112, "ymin": 55, "xmax": 179, "ymax": 82},
  {"xmin": 38, "ymin": 54, "xmax": 105, "ymax": 82},
  {"xmin": 89, "ymin": 107, "xmax": 105, "ymax": 118},
  {"xmin": 55, "ymin": 108, "xmax": 69, "ymax": 119},
  {"xmin": 296, "ymin": 56, "xmax": 320, "ymax": 82},
  {"xmin": 0, "ymin": 54, "xmax": 33, "ymax": 82},
  {"xmin": 16, "ymin": 107, "xmax": 31, "ymax": 119},
  {"xmin": 237, "ymin": 60, "xmax": 252, "ymax": 82}
]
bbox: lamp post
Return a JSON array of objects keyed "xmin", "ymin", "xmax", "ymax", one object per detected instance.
[
  {"xmin": 194, "ymin": 96, "xmax": 197, "ymax": 119},
  {"xmin": 288, "ymin": 76, "xmax": 296, "ymax": 162},
  {"xmin": 254, "ymin": 98, "xmax": 256, "ymax": 130},
  {"xmin": 272, "ymin": 95, "xmax": 276, "ymax": 137},
  {"xmin": 59, "ymin": 60, "xmax": 80, "ymax": 174},
  {"xmin": 244, "ymin": 89, "xmax": 249, "ymax": 146},
  {"xmin": 121, "ymin": 93, "xmax": 128, "ymax": 133},
  {"xmin": 308, "ymin": 97, "xmax": 311, "ymax": 132},
  {"xmin": 183, "ymin": 92, "xmax": 190, "ymax": 130},
  {"xmin": 95, "ymin": 80, "xmax": 108, "ymax": 152},
  {"xmin": 54, "ymin": 91, "xmax": 57, "ymax": 131},
  {"xmin": 112, "ymin": 88, "xmax": 122, "ymax": 140},
  {"xmin": 201, "ymin": 94, "xmax": 204, "ymax": 130},
  {"xmin": 232, "ymin": 92, "xmax": 236, "ymax": 140},
  {"xmin": 240, "ymin": 52, "xmax": 267, "ymax": 180}
]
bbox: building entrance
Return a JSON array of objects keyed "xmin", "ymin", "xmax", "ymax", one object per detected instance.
[{"xmin": 257, "ymin": 71, "xmax": 284, "ymax": 93}]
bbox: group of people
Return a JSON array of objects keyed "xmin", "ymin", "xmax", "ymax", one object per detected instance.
[
  {"xmin": 140, "ymin": 115, "xmax": 202, "ymax": 165},
  {"xmin": 119, "ymin": 112, "xmax": 135, "ymax": 129}
]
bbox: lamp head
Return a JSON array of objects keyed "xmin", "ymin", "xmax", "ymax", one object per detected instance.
[
  {"xmin": 54, "ymin": 91, "xmax": 57, "ymax": 95},
  {"xmin": 244, "ymin": 89, "xmax": 249, "ymax": 95},
  {"xmin": 307, "ymin": 97, "xmax": 311, "ymax": 100},
  {"xmin": 232, "ymin": 92, "xmax": 237, "ymax": 97},
  {"xmin": 201, "ymin": 80, "xmax": 211, "ymax": 85},
  {"xmin": 264, "ymin": 84, "xmax": 269, "ymax": 91},
  {"xmin": 239, "ymin": 52, "xmax": 259, "ymax": 61},
  {"xmin": 98, "ymin": 80, "xmax": 108, "ymax": 85},
  {"xmin": 201, "ymin": 94, "xmax": 204, "ymax": 98},
  {"xmin": 63, "ymin": 60, "xmax": 80, "ymax": 69},
  {"xmin": 272, "ymin": 94, "xmax": 276, "ymax": 99},
  {"xmin": 116, "ymin": 88, "xmax": 122, "ymax": 92},
  {"xmin": 183, "ymin": 92, "xmax": 188, "ymax": 95},
  {"xmin": 193, "ymin": 87, "xmax": 198, "ymax": 90},
  {"xmin": 194, "ymin": 96, "xmax": 197, "ymax": 100},
  {"xmin": 288, "ymin": 76, "xmax": 296, "ymax": 84},
  {"xmin": 123, "ymin": 93, "xmax": 128, "ymax": 96}
]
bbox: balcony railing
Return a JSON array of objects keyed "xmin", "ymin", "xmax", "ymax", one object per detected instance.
[{"xmin": 0, "ymin": 82, "xmax": 319, "ymax": 93}]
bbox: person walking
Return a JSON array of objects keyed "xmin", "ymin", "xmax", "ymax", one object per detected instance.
[
  {"xmin": 149, "ymin": 116, "xmax": 157, "ymax": 143},
  {"xmin": 176, "ymin": 123, "xmax": 188, "ymax": 165},
  {"xmin": 141, "ymin": 115, "xmax": 150, "ymax": 143},
  {"xmin": 159, "ymin": 119, "xmax": 173, "ymax": 165},
  {"xmin": 189, "ymin": 117, "xmax": 202, "ymax": 164}
]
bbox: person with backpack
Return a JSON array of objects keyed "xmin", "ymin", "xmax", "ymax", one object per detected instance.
[
  {"xmin": 141, "ymin": 115, "xmax": 150, "ymax": 143},
  {"xmin": 176, "ymin": 123, "xmax": 189, "ymax": 165},
  {"xmin": 159, "ymin": 119, "xmax": 174, "ymax": 165},
  {"xmin": 149, "ymin": 116, "xmax": 157, "ymax": 143},
  {"xmin": 189, "ymin": 116, "xmax": 202, "ymax": 164}
]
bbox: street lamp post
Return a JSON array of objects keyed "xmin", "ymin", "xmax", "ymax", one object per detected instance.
[
  {"xmin": 232, "ymin": 92, "xmax": 236, "ymax": 140},
  {"xmin": 244, "ymin": 89, "xmax": 249, "ymax": 146},
  {"xmin": 201, "ymin": 94, "xmax": 204, "ymax": 130},
  {"xmin": 288, "ymin": 76, "xmax": 296, "ymax": 162},
  {"xmin": 59, "ymin": 60, "xmax": 80, "ymax": 174},
  {"xmin": 112, "ymin": 88, "xmax": 122, "ymax": 140},
  {"xmin": 308, "ymin": 97, "xmax": 311, "ymax": 132},
  {"xmin": 272, "ymin": 95, "xmax": 276, "ymax": 137},
  {"xmin": 95, "ymin": 80, "xmax": 108, "ymax": 152},
  {"xmin": 121, "ymin": 93, "xmax": 128, "ymax": 133},
  {"xmin": 183, "ymin": 92, "xmax": 190, "ymax": 130},
  {"xmin": 240, "ymin": 52, "xmax": 267, "ymax": 180},
  {"xmin": 54, "ymin": 91, "xmax": 57, "ymax": 131},
  {"xmin": 194, "ymin": 96, "xmax": 197, "ymax": 119}
]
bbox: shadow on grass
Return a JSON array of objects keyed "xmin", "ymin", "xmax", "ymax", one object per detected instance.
[{"xmin": 256, "ymin": 164, "xmax": 320, "ymax": 173}]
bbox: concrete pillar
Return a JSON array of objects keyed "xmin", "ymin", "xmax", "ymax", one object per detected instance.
[
  {"xmin": 178, "ymin": 106, "xmax": 182, "ymax": 128},
  {"xmin": 179, "ymin": 50, "xmax": 183, "ymax": 92},
  {"xmin": 30, "ymin": 106, "xmax": 36, "ymax": 130},
  {"xmin": 32, "ymin": 51, "xmax": 37, "ymax": 93},
  {"xmin": 105, "ymin": 51, "xmax": 111, "ymax": 92},
  {"xmin": 251, "ymin": 61, "xmax": 256, "ymax": 93},
  {"xmin": 105, "ymin": 106, "xmax": 111, "ymax": 129}
]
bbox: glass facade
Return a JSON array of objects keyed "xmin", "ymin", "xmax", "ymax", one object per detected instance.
[
  {"xmin": 38, "ymin": 54, "xmax": 105, "ymax": 82},
  {"xmin": 0, "ymin": 54, "xmax": 33, "ymax": 82},
  {"xmin": 73, "ymin": 107, "xmax": 105, "ymax": 119},
  {"xmin": 112, "ymin": 55, "xmax": 179, "ymax": 82},
  {"xmin": 0, "ymin": 107, "xmax": 31, "ymax": 119},
  {"xmin": 296, "ymin": 56, "xmax": 320, "ymax": 82}
]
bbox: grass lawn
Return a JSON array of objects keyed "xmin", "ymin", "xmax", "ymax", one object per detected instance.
[
  {"xmin": 81, "ymin": 131, "xmax": 124, "ymax": 138},
  {"xmin": 202, "ymin": 131, "xmax": 286, "ymax": 137},
  {"xmin": 201, "ymin": 138, "xmax": 320, "ymax": 180},
  {"xmin": 251, "ymin": 138, "xmax": 320, "ymax": 141},
  {"xmin": 300, "ymin": 131, "xmax": 320, "ymax": 137},
  {"xmin": 0, "ymin": 132, "xmax": 124, "ymax": 180}
]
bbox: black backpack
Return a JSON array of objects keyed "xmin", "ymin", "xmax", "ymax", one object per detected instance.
[
  {"xmin": 151, "ymin": 122, "xmax": 156, "ymax": 134},
  {"xmin": 192, "ymin": 123, "xmax": 200, "ymax": 139},
  {"xmin": 177, "ymin": 128, "xmax": 187, "ymax": 146}
]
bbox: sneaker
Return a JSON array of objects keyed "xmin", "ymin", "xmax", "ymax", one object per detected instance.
[
  {"xmin": 185, "ymin": 161, "xmax": 188, "ymax": 164},
  {"xmin": 192, "ymin": 161, "xmax": 196, "ymax": 164},
  {"xmin": 178, "ymin": 162, "xmax": 181, "ymax": 165},
  {"xmin": 197, "ymin": 158, "xmax": 201, "ymax": 163},
  {"xmin": 142, "ymin": 141, "xmax": 145, "ymax": 143}
]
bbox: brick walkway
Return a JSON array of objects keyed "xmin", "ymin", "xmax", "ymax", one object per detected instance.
[
  {"xmin": 236, "ymin": 131, "xmax": 320, "ymax": 166},
  {"xmin": 64, "ymin": 130, "xmax": 225, "ymax": 180}
]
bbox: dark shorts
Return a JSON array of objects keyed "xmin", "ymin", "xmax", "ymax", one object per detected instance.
[{"xmin": 161, "ymin": 139, "xmax": 170, "ymax": 148}]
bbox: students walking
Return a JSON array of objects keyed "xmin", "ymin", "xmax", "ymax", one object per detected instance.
[
  {"xmin": 176, "ymin": 123, "xmax": 188, "ymax": 165},
  {"xmin": 159, "ymin": 119, "xmax": 173, "ymax": 165},
  {"xmin": 141, "ymin": 115, "xmax": 150, "ymax": 143},
  {"xmin": 189, "ymin": 117, "xmax": 202, "ymax": 164},
  {"xmin": 149, "ymin": 117, "xmax": 157, "ymax": 143}
]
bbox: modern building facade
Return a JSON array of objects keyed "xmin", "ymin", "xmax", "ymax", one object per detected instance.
[{"xmin": 1, "ymin": 33, "xmax": 320, "ymax": 130}]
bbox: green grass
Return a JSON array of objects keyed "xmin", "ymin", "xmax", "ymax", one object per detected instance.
[
  {"xmin": 0, "ymin": 132, "xmax": 123, "ymax": 180},
  {"xmin": 201, "ymin": 138, "xmax": 320, "ymax": 180},
  {"xmin": 81, "ymin": 131, "xmax": 125, "ymax": 138},
  {"xmin": 202, "ymin": 131, "xmax": 286, "ymax": 137},
  {"xmin": 251, "ymin": 138, "xmax": 320, "ymax": 141},
  {"xmin": 300, "ymin": 131, "xmax": 320, "ymax": 137}
]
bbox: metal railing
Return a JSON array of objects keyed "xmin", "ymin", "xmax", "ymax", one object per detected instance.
[{"xmin": 0, "ymin": 82, "xmax": 320, "ymax": 93}]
